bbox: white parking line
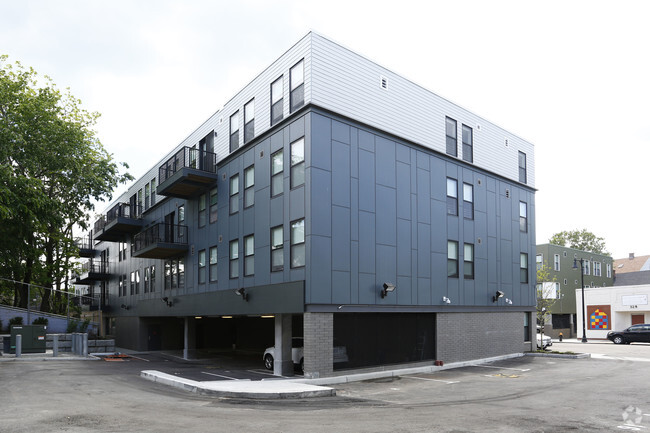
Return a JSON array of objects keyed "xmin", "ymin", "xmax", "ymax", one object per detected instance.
[
  {"xmin": 592, "ymin": 354, "xmax": 650, "ymax": 363},
  {"xmin": 468, "ymin": 365, "xmax": 531, "ymax": 372},
  {"xmin": 402, "ymin": 376, "xmax": 459, "ymax": 384},
  {"xmin": 247, "ymin": 369, "xmax": 280, "ymax": 377},
  {"xmin": 201, "ymin": 371, "xmax": 239, "ymax": 380}
]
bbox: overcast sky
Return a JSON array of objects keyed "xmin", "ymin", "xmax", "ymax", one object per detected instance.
[{"xmin": 2, "ymin": 0, "xmax": 649, "ymax": 259}]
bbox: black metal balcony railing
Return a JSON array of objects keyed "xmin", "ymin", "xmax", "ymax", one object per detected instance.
[
  {"xmin": 132, "ymin": 223, "xmax": 188, "ymax": 255},
  {"xmin": 159, "ymin": 146, "xmax": 217, "ymax": 184},
  {"xmin": 80, "ymin": 261, "xmax": 109, "ymax": 275},
  {"xmin": 75, "ymin": 236, "xmax": 93, "ymax": 251},
  {"xmin": 94, "ymin": 202, "xmax": 142, "ymax": 233}
]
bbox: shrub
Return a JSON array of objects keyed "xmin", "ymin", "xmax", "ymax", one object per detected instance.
[
  {"xmin": 79, "ymin": 318, "xmax": 91, "ymax": 333},
  {"xmin": 32, "ymin": 317, "xmax": 49, "ymax": 326},
  {"xmin": 8, "ymin": 316, "xmax": 23, "ymax": 328},
  {"xmin": 66, "ymin": 320, "xmax": 78, "ymax": 333}
]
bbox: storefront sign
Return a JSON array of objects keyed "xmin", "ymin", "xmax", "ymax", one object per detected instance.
[{"xmin": 622, "ymin": 295, "xmax": 648, "ymax": 306}]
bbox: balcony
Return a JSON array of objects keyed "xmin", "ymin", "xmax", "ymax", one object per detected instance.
[
  {"xmin": 75, "ymin": 236, "xmax": 96, "ymax": 258},
  {"xmin": 157, "ymin": 146, "xmax": 218, "ymax": 198},
  {"xmin": 131, "ymin": 223, "xmax": 188, "ymax": 259},
  {"xmin": 76, "ymin": 261, "xmax": 110, "ymax": 284},
  {"xmin": 94, "ymin": 202, "xmax": 143, "ymax": 242}
]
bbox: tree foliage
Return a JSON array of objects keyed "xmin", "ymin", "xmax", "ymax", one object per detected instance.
[
  {"xmin": 536, "ymin": 262, "xmax": 557, "ymax": 327},
  {"xmin": 0, "ymin": 55, "xmax": 132, "ymax": 310},
  {"xmin": 549, "ymin": 229, "xmax": 609, "ymax": 256}
]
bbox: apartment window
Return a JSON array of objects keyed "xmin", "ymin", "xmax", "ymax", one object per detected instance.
[
  {"xmin": 119, "ymin": 241, "xmax": 127, "ymax": 261},
  {"xmin": 144, "ymin": 267, "xmax": 150, "ymax": 293},
  {"xmin": 230, "ymin": 111, "xmax": 239, "ymax": 153},
  {"xmin": 230, "ymin": 174, "xmax": 239, "ymax": 214},
  {"xmin": 150, "ymin": 178, "xmax": 156, "ymax": 206},
  {"xmin": 536, "ymin": 254, "xmax": 543, "ymax": 271},
  {"xmin": 130, "ymin": 271, "xmax": 135, "ymax": 295},
  {"xmin": 198, "ymin": 249, "xmax": 206, "ymax": 284},
  {"xmin": 554, "ymin": 254, "xmax": 560, "ymax": 271},
  {"xmin": 271, "ymin": 149, "xmax": 284, "ymax": 196},
  {"xmin": 271, "ymin": 76, "xmax": 283, "ymax": 125},
  {"xmin": 118, "ymin": 275, "xmax": 124, "ymax": 297},
  {"xmin": 150, "ymin": 265, "xmax": 155, "ymax": 292},
  {"xmin": 594, "ymin": 261, "xmax": 602, "ymax": 277},
  {"xmin": 447, "ymin": 241, "xmax": 459, "ymax": 278},
  {"xmin": 178, "ymin": 205, "xmax": 185, "ymax": 224},
  {"xmin": 518, "ymin": 151, "xmax": 527, "ymax": 184},
  {"xmin": 164, "ymin": 259, "xmax": 185, "ymax": 290},
  {"xmin": 524, "ymin": 313, "xmax": 531, "ymax": 342},
  {"xmin": 290, "ymin": 219, "xmax": 305, "ymax": 268},
  {"xmin": 290, "ymin": 59, "xmax": 304, "ymax": 112},
  {"xmin": 137, "ymin": 189, "xmax": 142, "ymax": 217},
  {"xmin": 445, "ymin": 117, "xmax": 457, "ymax": 156},
  {"xmin": 464, "ymin": 243, "xmax": 474, "ymax": 279},
  {"xmin": 463, "ymin": 183, "xmax": 473, "ymax": 220},
  {"xmin": 198, "ymin": 194, "xmax": 207, "ymax": 227},
  {"xmin": 446, "ymin": 178, "xmax": 458, "ymax": 216},
  {"xmin": 244, "ymin": 99, "xmax": 255, "ymax": 143},
  {"xmin": 144, "ymin": 183, "xmax": 150, "ymax": 210},
  {"xmin": 519, "ymin": 202, "xmax": 528, "ymax": 232},
  {"xmin": 520, "ymin": 253, "xmax": 529, "ymax": 284},
  {"xmin": 135, "ymin": 270, "xmax": 140, "ymax": 294},
  {"xmin": 209, "ymin": 246, "xmax": 218, "ymax": 282},
  {"xmin": 244, "ymin": 235, "xmax": 255, "ymax": 276},
  {"xmin": 271, "ymin": 225, "xmax": 284, "ymax": 272},
  {"xmin": 244, "ymin": 165, "xmax": 255, "ymax": 208},
  {"xmin": 209, "ymin": 187, "xmax": 218, "ymax": 223},
  {"xmin": 462, "ymin": 124, "xmax": 473, "ymax": 163},
  {"xmin": 229, "ymin": 239, "xmax": 239, "ymax": 279},
  {"xmin": 291, "ymin": 137, "xmax": 305, "ymax": 188},
  {"xmin": 607, "ymin": 263, "xmax": 612, "ymax": 278},
  {"xmin": 583, "ymin": 260, "xmax": 591, "ymax": 276}
]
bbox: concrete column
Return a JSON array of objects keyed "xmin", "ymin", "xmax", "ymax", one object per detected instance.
[
  {"xmin": 273, "ymin": 314, "xmax": 293, "ymax": 377},
  {"xmin": 53, "ymin": 334, "xmax": 59, "ymax": 357},
  {"xmin": 183, "ymin": 317, "xmax": 189, "ymax": 360},
  {"xmin": 82, "ymin": 333, "xmax": 88, "ymax": 357},
  {"xmin": 15, "ymin": 334, "xmax": 22, "ymax": 357}
]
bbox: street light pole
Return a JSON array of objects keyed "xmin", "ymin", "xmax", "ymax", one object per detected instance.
[{"xmin": 573, "ymin": 258, "xmax": 588, "ymax": 343}]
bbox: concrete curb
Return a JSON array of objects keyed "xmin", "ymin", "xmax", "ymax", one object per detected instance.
[
  {"xmin": 525, "ymin": 352, "xmax": 590, "ymax": 359},
  {"xmin": 0, "ymin": 353, "xmax": 100, "ymax": 362},
  {"xmin": 140, "ymin": 370, "xmax": 335, "ymax": 399}
]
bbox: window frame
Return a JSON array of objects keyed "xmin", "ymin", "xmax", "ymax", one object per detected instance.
[
  {"xmin": 290, "ymin": 137, "xmax": 305, "ymax": 189},
  {"xmin": 463, "ymin": 243, "xmax": 474, "ymax": 279},
  {"xmin": 290, "ymin": 218, "xmax": 305, "ymax": 268},
  {"xmin": 198, "ymin": 249, "xmax": 206, "ymax": 284},
  {"xmin": 447, "ymin": 241, "xmax": 459, "ymax": 278},
  {"xmin": 209, "ymin": 187, "xmax": 218, "ymax": 224},
  {"xmin": 244, "ymin": 165, "xmax": 254, "ymax": 209},
  {"xmin": 463, "ymin": 183, "xmax": 474, "ymax": 220},
  {"xmin": 290, "ymin": 59, "xmax": 304, "ymax": 112},
  {"xmin": 271, "ymin": 225, "xmax": 284, "ymax": 272},
  {"xmin": 244, "ymin": 234, "xmax": 255, "ymax": 276},
  {"xmin": 229, "ymin": 174, "xmax": 239, "ymax": 215},
  {"xmin": 520, "ymin": 253, "xmax": 529, "ymax": 284},
  {"xmin": 445, "ymin": 117, "xmax": 457, "ymax": 157},
  {"xmin": 271, "ymin": 76, "xmax": 283, "ymax": 126},
  {"xmin": 229, "ymin": 239, "xmax": 239, "ymax": 279},
  {"xmin": 198, "ymin": 193, "xmax": 207, "ymax": 227},
  {"xmin": 209, "ymin": 246, "xmax": 218, "ymax": 282},
  {"xmin": 271, "ymin": 149, "xmax": 284, "ymax": 197},
  {"xmin": 519, "ymin": 151, "xmax": 527, "ymax": 184},
  {"xmin": 462, "ymin": 124, "xmax": 473, "ymax": 163},
  {"xmin": 230, "ymin": 111, "xmax": 239, "ymax": 153},
  {"xmin": 244, "ymin": 98, "xmax": 255, "ymax": 143},
  {"xmin": 519, "ymin": 201, "xmax": 528, "ymax": 233},
  {"xmin": 446, "ymin": 178, "xmax": 458, "ymax": 216},
  {"xmin": 554, "ymin": 254, "xmax": 560, "ymax": 271}
]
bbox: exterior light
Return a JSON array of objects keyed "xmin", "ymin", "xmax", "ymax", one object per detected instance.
[
  {"xmin": 492, "ymin": 290, "xmax": 505, "ymax": 303},
  {"xmin": 381, "ymin": 282, "xmax": 396, "ymax": 298},
  {"xmin": 235, "ymin": 288, "xmax": 249, "ymax": 301}
]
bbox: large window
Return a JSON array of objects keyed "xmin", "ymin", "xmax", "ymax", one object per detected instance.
[
  {"xmin": 291, "ymin": 137, "xmax": 305, "ymax": 188},
  {"xmin": 229, "ymin": 240, "xmax": 239, "ymax": 279},
  {"xmin": 290, "ymin": 59, "xmax": 304, "ymax": 112},
  {"xmin": 164, "ymin": 260, "xmax": 184, "ymax": 290},
  {"xmin": 271, "ymin": 76, "xmax": 283, "ymax": 125},
  {"xmin": 271, "ymin": 149, "xmax": 283, "ymax": 196},
  {"xmin": 230, "ymin": 174, "xmax": 239, "ymax": 214},
  {"xmin": 463, "ymin": 183, "xmax": 473, "ymax": 220},
  {"xmin": 446, "ymin": 178, "xmax": 458, "ymax": 216},
  {"xmin": 198, "ymin": 249, "xmax": 206, "ymax": 284},
  {"xmin": 209, "ymin": 187, "xmax": 218, "ymax": 223},
  {"xmin": 583, "ymin": 260, "xmax": 591, "ymax": 276},
  {"xmin": 464, "ymin": 243, "xmax": 474, "ymax": 279},
  {"xmin": 519, "ymin": 151, "xmax": 527, "ymax": 184},
  {"xmin": 244, "ymin": 165, "xmax": 254, "ymax": 208},
  {"xmin": 198, "ymin": 193, "xmax": 206, "ymax": 227},
  {"xmin": 244, "ymin": 99, "xmax": 255, "ymax": 143},
  {"xmin": 554, "ymin": 254, "xmax": 560, "ymax": 271},
  {"xmin": 447, "ymin": 241, "xmax": 459, "ymax": 278},
  {"xmin": 271, "ymin": 225, "xmax": 284, "ymax": 272},
  {"xmin": 230, "ymin": 111, "xmax": 239, "ymax": 153},
  {"xmin": 150, "ymin": 178, "xmax": 156, "ymax": 206},
  {"xmin": 462, "ymin": 124, "xmax": 473, "ymax": 163},
  {"xmin": 594, "ymin": 261, "xmax": 602, "ymax": 277},
  {"xmin": 519, "ymin": 201, "xmax": 527, "ymax": 232},
  {"xmin": 520, "ymin": 253, "xmax": 529, "ymax": 284},
  {"xmin": 445, "ymin": 117, "xmax": 457, "ymax": 156},
  {"xmin": 291, "ymin": 219, "xmax": 305, "ymax": 268},
  {"xmin": 209, "ymin": 246, "xmax": 218, "ymax": 282},
  {"xmin": 244, "ymin": 235, "xmax": 255, "ymax": 276}
]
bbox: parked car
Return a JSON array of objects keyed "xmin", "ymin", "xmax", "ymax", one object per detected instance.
[
  {"xmin": 537, "ymin": 326, "xmax": 552, "ymax": 349},
  {"xmin": 607, "ymin": 324, "xmax": 650, "ymax": 344},
  {"xmin": 263, "ymin": 337, "xmax": 349, "ymax": 371}
]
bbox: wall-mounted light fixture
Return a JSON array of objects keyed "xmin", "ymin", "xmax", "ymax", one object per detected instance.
[
  {"xmin": 492, "ymin": 290, "xmax": 505, "ymax": 303},
  {"xmin": 505, "ymin": 298, "xmax": 513, "ymax": 305},
  {"xmin": 235, "ymin": 288, "xmax": 249, "ymax": 301},
  {"xmin": 162, "ymin": 297, "xmax": 173, "ymax": 307},
  {"xmin": 120, "ymin": 304, "xmax": 130, "ymax": 310},
  {"xmin": 442, "ymin": 296, "xmax": 451, "ymax": 304},
  {"xmin": 380, "ymin": 282, "xmax": 396, "ymax": 299}
]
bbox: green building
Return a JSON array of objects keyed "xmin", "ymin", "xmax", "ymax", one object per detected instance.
[{"xmin": 536, "ymin": 244, "xmax": 613, "ymax": 338}]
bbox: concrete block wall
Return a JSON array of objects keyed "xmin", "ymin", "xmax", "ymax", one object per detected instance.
[
  {"xmin": 45, "ymin": 334, "xmax": 115, "ymax": 354},
  {"xmin": 303, "ymin": 312, "xmax": 333, "ymax": 378},
  {"xmin": 436, "ymin": 312, "xmax": 524, "ymax": 363}
]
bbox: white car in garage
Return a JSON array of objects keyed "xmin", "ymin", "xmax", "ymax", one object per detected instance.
[{"xmin": 263, "ymin": 337, "xmax": 348, "ymax": 371}]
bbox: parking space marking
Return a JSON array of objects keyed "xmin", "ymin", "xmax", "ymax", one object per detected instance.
[
  {"xmin": 468, "ymin": 365, "xmax": 530, "ymax": 372},
  {"xmin": 201, "ymin": 371, "xmax": 239, "ymax": 380},
  {"xmin": 401, "ymin": 376, "xmax": 459, "ymax": 384}
]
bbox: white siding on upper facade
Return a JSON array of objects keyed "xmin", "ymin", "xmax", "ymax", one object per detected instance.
[{"xmin": 309, "ymin": 33, "xmax": 535, "ymax": 188}]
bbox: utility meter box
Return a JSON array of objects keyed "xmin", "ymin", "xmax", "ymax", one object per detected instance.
[{"xmin": 10, "ymin": 325, "xmax": 47, "ymax": 354}]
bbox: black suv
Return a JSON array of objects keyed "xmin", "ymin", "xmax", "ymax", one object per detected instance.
[{"xmin": 607, "ymin": 324, "xmax": 650, "ymax": 344}]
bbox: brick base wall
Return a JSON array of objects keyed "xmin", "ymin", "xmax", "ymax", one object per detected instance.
[{"xmin": 303, "ymin": 312, "xmax": 333, "ymax": 379}]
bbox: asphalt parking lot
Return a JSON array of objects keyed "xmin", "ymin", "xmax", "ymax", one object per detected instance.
[{"xmin": 1, "ymin": 341, "xmax": 650, "ymax": 432}]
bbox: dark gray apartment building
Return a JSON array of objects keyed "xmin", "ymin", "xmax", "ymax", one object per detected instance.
[{"xmin": 76, "ymin": 32, "xmax": 537, "ymax": 378}]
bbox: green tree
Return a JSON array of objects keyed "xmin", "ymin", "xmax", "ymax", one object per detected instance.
[
  {"xmin": 0, "ymin": 55, "xmax": 132, "ymax": 310},
  {"xmin": 536, "ymin": 262, "xmax": 557, "ymax": 350},
  {"xmin": 549, "ymin": 229, "xmax": 609, "ymax": 256}
]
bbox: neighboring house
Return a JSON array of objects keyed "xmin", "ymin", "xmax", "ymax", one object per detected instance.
[
  {"xmin": 75, "ymin": 32, "xmax": 536, "ymax": 378},
  {"xmin": 536, "ymin": 244, "xmax": 613, "ymax": 338},
  {"xmin": 613, "ymin": 253, "xmax": 650, "ymax": 274}
]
